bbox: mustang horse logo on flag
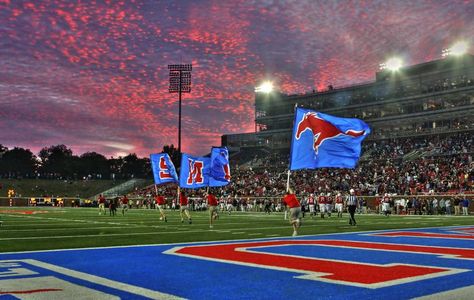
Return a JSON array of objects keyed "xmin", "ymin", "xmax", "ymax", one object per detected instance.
[
  {"xmin": 295, "ymin": 112, "xmax": 366, "ymax": 154},
  {"xmin": 290, "ymin": 108, "xmax": 370, "ymax": 170}
]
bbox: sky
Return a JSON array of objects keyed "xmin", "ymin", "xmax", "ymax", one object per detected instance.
[{"xmin": 0, "ymin": 0, "xmax": 473, "ymax": 158}]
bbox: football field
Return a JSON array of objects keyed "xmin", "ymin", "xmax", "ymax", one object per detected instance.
[
  {"xmin": 1, "ymin": 208, "xmax": 474, "ymax": 299},
  {"xmin": 1, "ymin": 207, "xmax": 473, "ymax": 252}
]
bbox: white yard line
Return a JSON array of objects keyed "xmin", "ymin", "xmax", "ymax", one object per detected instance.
[{"xmin": 0, "ymin": 225, "xmax": 297, "ymax": 241}]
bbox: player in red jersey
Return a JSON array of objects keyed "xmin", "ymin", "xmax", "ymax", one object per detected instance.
[
  {"xmin": 98, "ymin": 194, "xmax": 106, "ymax": 215},
  {"xmin": 283, "ymin": 188, "xmax": 302, "ymax": 237},
  {"xmin": 121, "ymin": 195, "xmax": 129, "ymax": 216},
  {"xmin": 308, "ymin": 193, "xmax": 315, "ymax": 217},
  {"xmin": 178, "ymin": 188, "xmax": 192, "ymax": 224},
  {"xmin": 155, "ymin": 194, "xmax": 167, "ymax": 222},
  {"xmin": 335, "ymin": 192, "xmax": 344, "ymax": 218},
  {"xmin": 318, "ymin": 193, "xmax": 326, "ymax": 218},
  {"xmin": 206, "ymin": 190, "xmax": 219, "ymax": 228},
  {"xmin": 326, "ymin": 193, "xmax": 333, "ymax": 217}
]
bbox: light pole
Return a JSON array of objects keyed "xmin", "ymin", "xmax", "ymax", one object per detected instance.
[{"xmin": 168, "ymin": 64, "xmax": 192, "ymax": 161}]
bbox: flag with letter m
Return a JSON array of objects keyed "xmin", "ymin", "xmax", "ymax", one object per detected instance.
[
  {"xmin": 290, "ymin": 108, "xmax": 370, "ymax": 170},
  {"xmin": 150, "ymin": 153, "xmax": 178, "ymax": 184},
  {"xmin": 179, "ymin": 153, "xmax": 210, "ymax": 188},
  {"xmin": 209, "ymin": 147, "xmax": 231, "ymax": 187}
]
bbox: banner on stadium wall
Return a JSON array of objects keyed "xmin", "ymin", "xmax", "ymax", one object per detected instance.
[
  {"xmin": 290, "ymin": 108, "xmax": 371, "ymax": 170},
  {"xmin": 179, "ymin": 153, "xmax": 210, "ymax": 189},
  {"xmin": 209, "ymin": 147, "xmax": 231, "ymax": 187},
  {"xmin": 150, "ymin": 153, "xmax": 179, "ymax": 185}
]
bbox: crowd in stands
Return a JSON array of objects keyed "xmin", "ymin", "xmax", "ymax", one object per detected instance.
[{"xmin": 131, "ymin": 133, "xmax": 472, "ymax": 209}]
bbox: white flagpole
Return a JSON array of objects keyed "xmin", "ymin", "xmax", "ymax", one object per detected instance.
[{"xmin": 286, "ymin": 170, "xmax": 291, "ymax": 192}]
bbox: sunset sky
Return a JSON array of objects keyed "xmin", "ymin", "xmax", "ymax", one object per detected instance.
[{"xmin": 1, "ymin": 0, "xmax": 472, "ymax": 157}]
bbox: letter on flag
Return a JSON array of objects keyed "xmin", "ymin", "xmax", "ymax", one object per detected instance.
[
  {"xmin": 179, "ymin": 153, "xmax": 210, "ymax": 188},
  {"xmin": 209, "ymin": 147, "xmax": 231, "ymax": 187},
  {"xmin": 150, "ymin": 153, "xmax": 179, "ymax": 184},
  {"xmin": 290, "ymin": 108, "xmax": 370, "ymax": 170}
]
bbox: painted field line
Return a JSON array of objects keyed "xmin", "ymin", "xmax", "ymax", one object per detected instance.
[
  {"xmin": 0, "ymin": 225, "xmax": 296, "ymax": 241},
  {"xmin": 2, "ymin": 224, "xmax": 472, "ymax": 255},
  {"xmin": 248, "ymin": 233, "xmax": 263, "ymax": 236},
  {"xmin": 0, "ymin": 227, "xmax": 134, "ymax": 232},
  {"xmin": 413, "ymin": 284, "xmax": 474, "ymax": 300},
  {"xmin": 11, "ymin": 259, "xmax": 184, "ymax": 300}
]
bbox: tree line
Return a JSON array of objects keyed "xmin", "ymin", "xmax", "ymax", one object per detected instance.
[{"xmin": 0, "ymin": 144, "xmax": 180, "ymax": 180}]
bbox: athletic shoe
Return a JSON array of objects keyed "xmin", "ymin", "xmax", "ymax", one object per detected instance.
[
  {"xmin": 209, "ymin": 225, "xmax": 213, "ymax": 229},
  {"xmin": 189, "ymin": 219, "xmax": 192, "ymax": 224},
  {"xmin": 292, "ymin": 231, "xmax": 297, "ymax": 237},
  {"xmin": 181, "ymin": 219, "xmax": 184, "ymax": 223},
  {"xmin": 164, "ymin": 217, "xmax": 167, "ymax": 222}
]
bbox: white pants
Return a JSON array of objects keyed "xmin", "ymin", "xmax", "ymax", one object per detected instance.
[
  {"xmin": 382, "ymin": 203, "xmax": 390, "ymax": 212},
  {"xmin": 325, "ymin": 204, "xmax": 332, "ymax": 213},
  {"xmin": 335, "ymin": 203, "xmax": 343, "ymax": 213},
  {"xmin": 319, "ymin": 204, "xmax": 326, "ymax": 213},
  {"xmin": 309, "ymin": 204, "xmax": 315, "ymax": 214}
]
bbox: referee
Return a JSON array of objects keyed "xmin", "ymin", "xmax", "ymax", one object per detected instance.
[{"xmin": 346, "ymin": 189, "xmax": 358, "ymax": 226}]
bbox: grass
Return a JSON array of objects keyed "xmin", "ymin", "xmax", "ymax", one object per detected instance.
[
  {"xmin": 0, "ymin": 179, "xmax": 127, "ymax": 198},
  {"xmin": 1, "ymin": 207, "xmax": 473, "ymax": 253}
]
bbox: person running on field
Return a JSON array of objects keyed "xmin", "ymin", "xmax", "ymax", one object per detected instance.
[
  {"xmin": 98, "ymin": 194, "xmax": 106, "ymax": 215},
  {"xmin": 121, "ymin": 195, "xmax": 129, "ymax": 216},
  {"xmin": 206, "ymin": 190, "xmax": 219, "ymax": 228},
  {"xmin": 178, "ymin": 188, "xmax": 192, "ymax": 224},
  {"xmin": 155, "ymin": 193, "xmax": 167, "ymax": 222},
  {"xmin": 283, "ymin": 188, "xmax": 302, "ymax": 237}
]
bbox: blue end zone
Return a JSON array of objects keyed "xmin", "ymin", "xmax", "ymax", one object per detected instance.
[{"xmin": 1, "ymin": 226, "xmax": 473, "ymax": 299}]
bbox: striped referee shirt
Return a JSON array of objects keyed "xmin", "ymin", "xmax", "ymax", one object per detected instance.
[{"xmin": 347, "ymin": 195, "xmax": 357, "ymax": 206}]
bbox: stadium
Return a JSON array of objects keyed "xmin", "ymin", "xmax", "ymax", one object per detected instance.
[
  {"xmin": 1, "ymin": 51, "xmax": 473, "ymax": 299},
  {"xmin": 1, "ymin": 1, "xmax": 474, "ymax": 299}
]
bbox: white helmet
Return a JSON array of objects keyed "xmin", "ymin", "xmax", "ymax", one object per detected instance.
[
  {"xmin": 349, "ymin": 189, "xmax": 355, "ymax": 194},
  {"xmin": 327, "ymin": 193, "xmax": 331, "ymax": 196},
  {"xmin": 320, "ymin": 192, "xmax": 325, "ymax": 196}
]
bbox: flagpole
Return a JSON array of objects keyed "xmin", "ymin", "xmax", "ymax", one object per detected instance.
[{"xmin": 286, "ymin": 170, "xmax": 291, "ymax": 192}]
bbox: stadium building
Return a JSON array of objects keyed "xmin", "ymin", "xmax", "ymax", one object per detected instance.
[{"xmin": 222, "ymin": 54, "xmax": 474, "ymax": 161}]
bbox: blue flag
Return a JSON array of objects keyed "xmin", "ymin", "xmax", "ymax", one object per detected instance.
[
  {"xmin": 209, "ymin": 147, "xmax": 231, "ymax": 187},
  {"xmin": 290, "ymin": 108, "xmax": 370, "ymax": 170},
  {"xmin": 179, "ymin": 153, "xmax": 210, "ymax": 188},
  {"xmin": 150, "ymin": 153, "xmax": 178, "ymax": 184}
]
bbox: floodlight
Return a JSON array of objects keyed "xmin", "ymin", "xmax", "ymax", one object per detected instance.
[
  {"xmin": 255, "ymin": 81, "xmax": 274, "ymax": 93},
  {"xmin": 442, "ymin": 41, "xmax": 469, "ymax": 57},
  {"xmin": 384, "ymin": 57, "xmax": 403, "ymax": 71},
  {"xmin": 450, "ymin": 41, "xmax": 468, "ymax": 56}
]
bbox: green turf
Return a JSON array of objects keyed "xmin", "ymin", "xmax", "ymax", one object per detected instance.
[
  {"xmin": 0, "ymin": 179, "xmax": 127, "ymax": 198},
  {"xmin": 1, "ymin": 207, "xmax": 473, "ymax": 252}
]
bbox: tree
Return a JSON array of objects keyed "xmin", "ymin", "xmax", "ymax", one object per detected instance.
[
  {"xmin": 79, "ymin": 152, "xmax": 110, "ymax": 179},
  {"xmin": 38, "ymin": 145, "xmax": 75, "ymax": 178},
  {"xmin": 0, "ymin": 147, "xmax": 37, "ymax": 178}
]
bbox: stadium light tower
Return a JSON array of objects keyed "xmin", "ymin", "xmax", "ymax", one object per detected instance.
[
  {"xmin": 442, "ymin": 41, "xmax": 469, "ymax": 57},
  {"xmin": 379, "ymin": 57, "xmax": 403, "ymax": 71},
  {"xmin": 255, "ymin": 81, "xmax": 274, "ymax": 94},
  {"xmin": 168, "ymin": 64, "xmax": 192, "ymax": 156}
]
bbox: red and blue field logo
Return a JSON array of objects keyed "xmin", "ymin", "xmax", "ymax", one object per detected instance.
[{"xmin": 1, "ymin": 226, "xmax": 473, "ymax": 299}]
